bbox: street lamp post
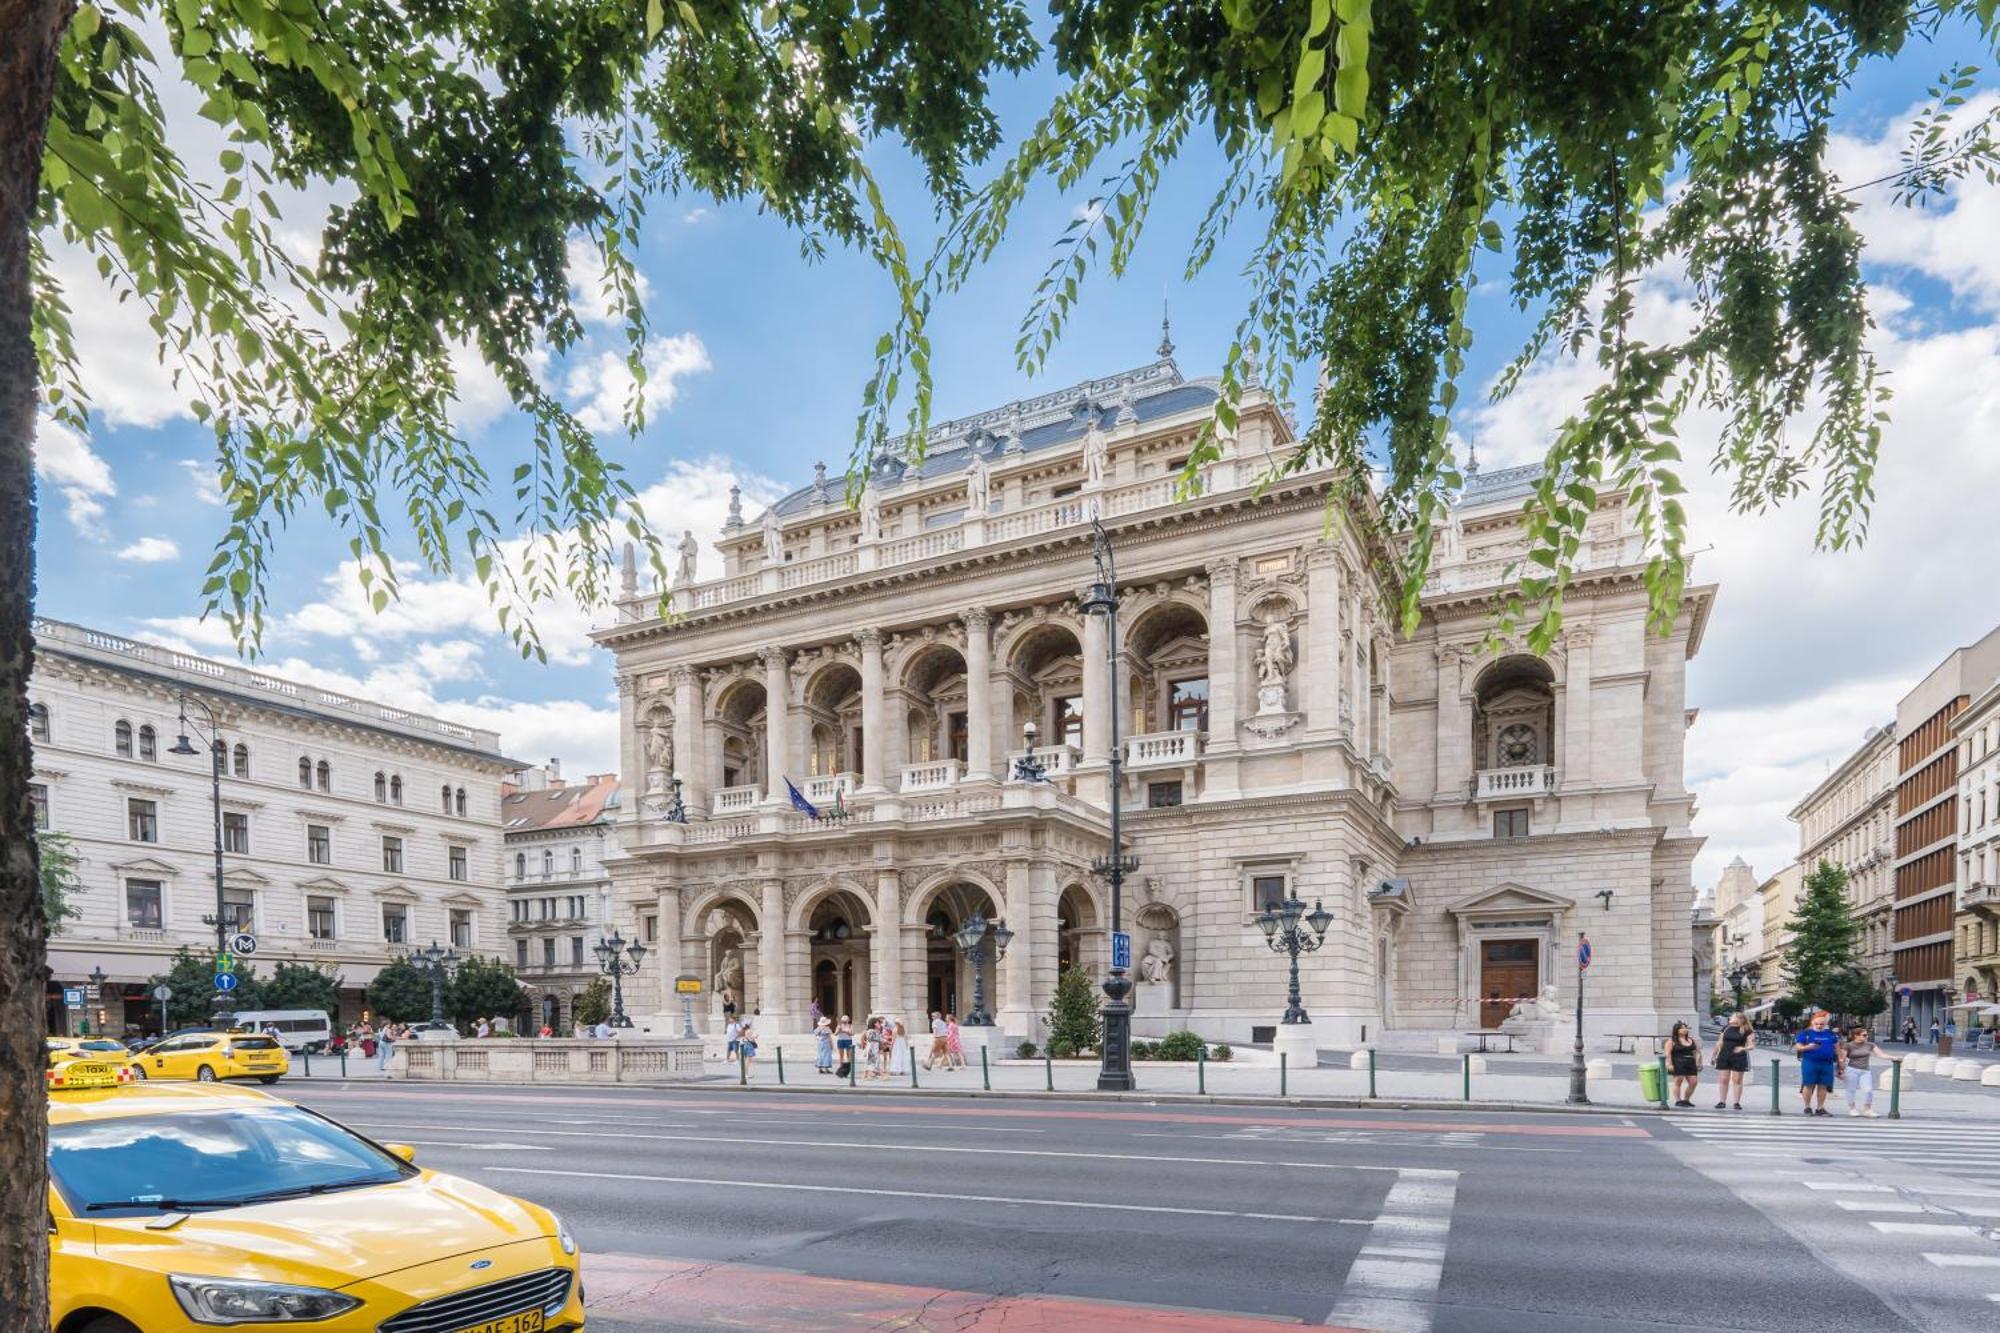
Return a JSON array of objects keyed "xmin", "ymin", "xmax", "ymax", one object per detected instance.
[
  {"xmin": 594, "ymin": 931, "xmax": 648, "ymax": 1028},
  {"xmin": 87, "ymin": 965, "xmax": 109, "ymax": 1036},
  {"xmin": 950, "ymin": 912, "xmax": 1014, "ymax": 1027},
  {"xmin": 1081, "ymin": 517, "xmax": 1136, "ymax": 1092},
  {"xmin": 1254, "ymin": 895, "xmax": 1334, "ymax": 1023},
  {"xmin": 1012, "ymin": 721, "xmax": 1048, "ymax": 784},
  {"xmin": 410, "ymin": 940, "xmax": 459, "ymax": 1026},
  {"xmin": 168, "ymin": 691, "xmax": 232, "ymax": 1026}
]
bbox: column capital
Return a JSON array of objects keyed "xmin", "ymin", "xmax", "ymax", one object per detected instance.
[
  {"xmin": 961, "ymin": 607, "xmax": 992, "ymax": 633},
  {"xmin": 1304, "ymin": 544, "xmax": 1341, "ymax": 570},
  {"xmin": 1564, "ymin": 626, "xmax": 1596, "ymax": 649},
  {"xmin": 760, "ymin": 645, "xmax": 789, "ymax": 672},
  {"xmin": 858, "ymin": 626, "xmax": 884, "ymax": 649},
  {"xmin": 668, "ymin": 664, "xmax": 697, "ymax": 688},
  {"xmin": 1204, "ymin": 557, "xmax": 1238, "ymax": 585}
]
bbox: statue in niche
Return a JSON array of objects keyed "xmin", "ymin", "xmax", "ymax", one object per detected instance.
[
  {"xmin": 713, "ymin": 947, "xmax": 742, "ymax": 997},
  {"xmin": 762, "ymin": 508, "xmax": 785, "ymax": 563},
  {"xmin": 1138, "ymin": 937, "xmax": 1175, "ymax": 985},
  {"xmin": 674, "ymin": 529, "xmax": 699, "ymax": 586},
  {"xmin": 642, "ymin": 704, "xmax": 673, "ymax": 787},
  {"xmin": 1256, "ymin": 619, "xmax": 1294, "ymax": 689}
]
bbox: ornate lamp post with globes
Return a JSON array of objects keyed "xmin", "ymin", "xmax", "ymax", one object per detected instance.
[
  {"xmin": 410, "ymin": 940, "xmax": 459, "ymax": 1027},
  {"xmin": 1081, "ymin": 516, "xmax": 1137, "ymax": 1092},
  {"xmin": 594, "ymin": 931, "xmax": 647, "ymax": 1029},
  {"xmin": 951, "ymin": 913, "xmax": 1014, "ymax": 1027}
]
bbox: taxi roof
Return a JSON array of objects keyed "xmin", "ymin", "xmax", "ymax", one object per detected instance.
[{"xmin": 48, "ymin": 1081, "xmax": 284, "ymax": 1126}]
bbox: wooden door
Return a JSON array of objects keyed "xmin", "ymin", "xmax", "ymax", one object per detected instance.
[{"xmin": 1480, "ymin": 940, "xmax": 1538, "ymax": 1030}]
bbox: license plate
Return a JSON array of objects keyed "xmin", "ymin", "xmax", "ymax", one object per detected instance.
[{"xmin": 451, "ymin": 1309, "xmax": 543, "ymax": 1333}]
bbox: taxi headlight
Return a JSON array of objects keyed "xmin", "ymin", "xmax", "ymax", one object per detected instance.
[
  {"xmin": 169, "ymin": 1274, "xmax": 362, "ymax": 1323},
  {"xmin": 550, "ymin": 1210, "xmax": 577, "ymax": 1255}
]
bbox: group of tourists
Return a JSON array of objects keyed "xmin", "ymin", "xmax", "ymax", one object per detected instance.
[
  {"xmin": 1664, "ymin": 1010, "xmax": 1902, "ymax": 1115},
  {"xmin": 801, "ymin": 1011, "xmax": 970, "ymax": 1079}
]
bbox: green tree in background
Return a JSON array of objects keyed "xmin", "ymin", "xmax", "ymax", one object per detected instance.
[
  {"xmin": 1819, "ymin": 967, "xmax": 1890, "ymax": 1023},
  {"xmin": 147, "ymin": 948, "xmax": 260, "ymax": 1028},
  {"xmin": 364, "ymin": 957, "xmax": 434, "ymax": 1025},
  {"xmin": 571, "ymin": 977, "xmax": 612, "ymax": 1030},
  {"xmin": 448, "ymin": 956, "xmax": 528, "ymax": 1031},
  {"xmin": 1783, "ymin": 859, "xmax": 1864, "ymax": 1010},
  {"xmin": 35, "ymin": 830, "xmax": 79, "ymax": 935},
  {"xmin": 258, "ymin": 962, "xmax": 341, "ymax": 1016},
  {"xmin": 1045, "ymin": 966, "xmax": 1102, "ymax": 1058}
]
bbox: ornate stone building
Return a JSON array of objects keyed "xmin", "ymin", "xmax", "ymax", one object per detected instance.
[{"xmin": 593, "ymin": 355, "xmax": 1712, "ymax": 1049}]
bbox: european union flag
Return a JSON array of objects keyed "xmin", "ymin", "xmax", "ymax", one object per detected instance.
[{"xmin": 784, "ymin": 778, "xmax": 820, "ymax": 821}]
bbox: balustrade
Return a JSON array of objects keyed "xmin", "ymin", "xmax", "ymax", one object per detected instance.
[
  {"xmin": 1473, "ymin": 765, "xmax": 1557, "ymax": 799},
  {"xmin": 899, "ymin": 759, "xmax": 964, "ymax": 792},
  {"xmin": 1004, "ymin": 743, "xmax": 1081, "ymax": 782},
  {"xmin": 713, "ymin": 784, "xmax": 761, "ymax": 813},
  {"xmin": 803, "ymin": 772, "xmax": 859, "ymax": 804},
  {"xmin": 1124, "ymin": 730, "xmax": 1203, "ymax": 770}
]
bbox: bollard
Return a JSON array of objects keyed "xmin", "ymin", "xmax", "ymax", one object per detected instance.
[
  {"xmin": 340, "ymin": 1051, "xmax": 348, "ymax": 1078},
  {"xmin": 1890, "ymin": 1059, "xmax": 1902, "ymax": 1119},
  {"xmin": 1368, "ymin": 1047, "xmax": 1378, "ymax": 1099},
  {"xmin": 981, "ymin": 1045, "xmax": 991, "ymax": 1091},
  {"xmin": 1769, "ymin": 1058, "xmax": 1780, "ymax": 1115},
  {"xmin": 738, "ymin": 1046, "xmax": 748, "ymax": 1086},
  {"xmin": 910, "ymin": 1050, "xmax": 920, "ymax": 1089},
  {"xmin": 848, "ymin": 1049, "xmax": 857, "ymax": 1087},
  {"xmin": 1281, "ymin": 1051, "xmax": 1288, "ymax": 1098},
  {"xmin": 1197, "ymin": 1044, "xmax": 1206, "ymax": 1095},
  {"xmin": 303, "ymin": 1050, "xmax": 311, "ymax": 1077},
  {"xmin": 1462, "ymin": 1053, "xmax": 1472, "ymax": 1101},
  {"xmin": 1045, "ymin": 1050, "xmax": 1054, "ymax": 1092},
  {"xmin": 776, "ymin": 1048, "xmax": 785, "ymax": 1085},
  {"xmin": 1657, "ymin": 1056, "xmax": 1670, "ymax": 1108}
]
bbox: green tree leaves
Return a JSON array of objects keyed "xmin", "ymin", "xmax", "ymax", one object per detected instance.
[
  {"xmin": 1783, "ymin": 859, "xmax": 1866, "ymax": 1012},
  {"xmin": 364, "ymin": 956, "xmax": 434, "ymax": 1024},
  {"xmin": 35, "ymin": 830, "xmax": 81, "ymax": 936}
]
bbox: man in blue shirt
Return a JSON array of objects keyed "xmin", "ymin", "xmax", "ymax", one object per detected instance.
[{"xmin": 1793, "ymin": 1010, "xmax": 1841, "ymax": 1116}]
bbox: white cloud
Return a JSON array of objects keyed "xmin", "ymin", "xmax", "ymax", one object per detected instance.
[
  {"xmin": 566, "ymin": 235, "xmax": 654, "ymax": 327},
  {"xmin": 564, "ymin": 333, "xmax": 711, "ymax": 435},
  {"xmin": 33, "ymin": 417, "xmax": 116, "ymax": 538},
  {"xmin": 175, "ymin": 458, "xmax": 226, "ymax": 506},
  {"xmin": 116, "ymin": 536, "xmax": 181, "ymax": 563},
  {"xmin": 138, "ymin": 615, "xmax": 239, "ymax": 651}
]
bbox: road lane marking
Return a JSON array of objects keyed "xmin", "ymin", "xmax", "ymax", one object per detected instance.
[
  {"xmin": 1131, "ymin": 1132, "xmax": 1582, "ymax": 1154},
  {"xmin": 1324, "ymin": 1172, "xmax": 1457, "ymax": 1332},
  {"xmin": 480, "ymin": 1166, "xmax": 1367, "ymax": 1224},
  {"xmin": 1869, "ymin": 1222, "xmax": 1986, "ymax": 1236},
  {"xmin": 1800, "ymin": 1182, "xmax": 1894, "ymax": 1192},
  {"xmin": 1923, "ymin": 1254, "xmax": 2000, "ymax": 1269},
  {"xmin": 338, "ymin": 1121, "xmax": 1423, "ymax": 1173},
  {"xmin": 386, "ymin": 1140, "xmax": 550, "ymax": 1151},
  {"xmin": 1833, "ymin": 1200, "xmax": 1926, "ymax": 1213}
]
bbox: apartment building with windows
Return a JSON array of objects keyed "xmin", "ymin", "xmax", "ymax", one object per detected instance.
[
  {"xmin": 502, "ymin": 763, "xmax": 622, "ymax": 1032},
  {"xmin": 28, "ymin": 617, "xmax": 516, "ymax": 1032},
  {"xmin": 1789, "ymin": 723, "xmax": 1898, "ymax": 993},
  {"xmin": 1952, "ymin": 674, "xmax": 2000, "ymax": 1016},
  {"xmin": 592, "ymin": 353, "xmax": 1713, "ymax": 1050}
]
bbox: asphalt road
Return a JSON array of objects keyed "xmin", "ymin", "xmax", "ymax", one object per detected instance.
[{"xmin": 282, "ymin": 1081, "xmax": 2000, "ymax": 1332}]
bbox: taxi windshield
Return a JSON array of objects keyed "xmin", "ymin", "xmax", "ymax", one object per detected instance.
[
  {"xmin": 50, "ymin": 1108, "xmax": 410, "ymax": 1217},
  {"xmin": 226, "ymin": 1035, "xmax": 282, "ymax": 1051}
]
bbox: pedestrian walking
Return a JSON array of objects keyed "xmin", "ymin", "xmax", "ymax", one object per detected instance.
[
  {"xmin": 925, "ymin": 1011, "xmax": 948, "ymax": 1069},
  {"xmin": 834, "ymin": 1015, "xmax": 855, "ymax": 1079},
  {"xmin": 724, "ymin": 1016, "xmax": 742, "ymax": 1060},
  {"xmin": 888, "ymin": 1020, "xmax": 911, "ymax": 1077},
  {"xmin": 1666, "ymin": 1021, "xmax": 1702, "ymax": 1107},
  {"xmin": 1929, "ymin": 1017, "xmax": 1941, "ymax": 1045},
  {"xmin": 593, "ymin": 1018, "xmax": 613, "ymax": 1040},
  {"xmin": 861, "ymin": 1018, "xmax": 882, "ymax": 1080},
  {"xmin": 1710, "ymin": 1011, "xmax": 1754, "ymax": 1109},
  {"xmin": 572, "ymin": 1021, "xmax": 586, "ymax": 1039},
  {"xmin": 1840, "ymin": 1023, "xmax": 1901, "ymax": 1117},
  {"xmin": 475, "ymin": 1016, "xmax": 492, "ymax": 1038},
  {"xmin": 945, "ymin": 1015, "xmax": 965, "ymax": 1069},
  {"xmin": 538, "ymin": 1022, "xmax": 553, "ymax": 1038},
  {"xmin": 1793, "ymin": 1010, "xmax": 1840, "ymax": 1116},
  {"xmin": 738, "ymin": 1021, "xmax": 759, "ymax": 1067},
  {"xmin": 814, "ymin": 1016, "xmax": 835, "ymax": 1073},
  {"xmin": 376, "ymin": 1022, "xmax": 397, "ymax": 1071}
]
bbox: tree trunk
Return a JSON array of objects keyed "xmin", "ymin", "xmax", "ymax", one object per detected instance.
[{"xmin": 0, "ymin": 0, "xmax": 73, "ymax": 1319}]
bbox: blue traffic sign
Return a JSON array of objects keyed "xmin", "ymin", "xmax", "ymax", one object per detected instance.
[
  {"xmin": 62, "ymin": 988, "xmax": 83, "ymax": 1007},
  {"xmin": 1111, "ymin": 930, "xmax": 1132, "ymax": 971},
  {"xmin": 214, "ymin": 972, "xmax": 239, "ymax": 992}
]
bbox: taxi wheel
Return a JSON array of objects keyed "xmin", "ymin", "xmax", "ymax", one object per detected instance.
[
  {"xmin": 129, "ymin": 1065, "xmax": 145, "ymax": 1079},
  {"xmin": 76, "ymin": 1317, "xmax": 140, "ymax": 1333},
  {"xmin": 196, "ymin": 1064, "xmax": 217, "ymax": 1082},
  {"xmin": 259, "ymin": 1075, "xmax": 281, "ymax": 1084}
]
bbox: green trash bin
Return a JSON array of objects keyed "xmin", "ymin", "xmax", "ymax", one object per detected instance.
[{"xmin": 1638, "ymin": 1062, "xmax": 1664, "ymax": 1105}]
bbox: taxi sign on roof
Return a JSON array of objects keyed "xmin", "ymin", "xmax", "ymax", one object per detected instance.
[{"xmin": 48, "ymin": 1062, "xmax": 133, "ymax": 1091}]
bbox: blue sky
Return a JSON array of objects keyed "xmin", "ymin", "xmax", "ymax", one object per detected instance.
[{"xmin": 32, "ymin": 18, "xmax": 2000, "ymax": 889}]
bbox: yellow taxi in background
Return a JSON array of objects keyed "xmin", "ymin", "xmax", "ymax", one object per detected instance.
[
  {"xmin": 47, "ymin": 1038, "xmax": 140, "ymax": 1074},
  {"xmin": 48, "ymin": 1074, "xmax": 585, "ymax": 1332},
  {"xmin": 135, "ymin": 1029, "xmax": 290, "ymax": 1083}
]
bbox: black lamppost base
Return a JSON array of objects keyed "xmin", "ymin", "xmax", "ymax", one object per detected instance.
[{"xmin": 1097, "ymin": 1000, "xmax": 1135, "ymax": 1091}]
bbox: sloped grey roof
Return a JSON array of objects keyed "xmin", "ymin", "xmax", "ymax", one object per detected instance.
[
  {"xmin": 1458, "ymin": 462, "xmax": 1543, "ymax": 509},
  {"xmin": 761, "ymin": 359, "xmax": 1219, "ymax": 520}
]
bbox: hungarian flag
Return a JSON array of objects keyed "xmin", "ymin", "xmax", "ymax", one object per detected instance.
[{"xmin": 1578, "ymin": 933, "xmax": 1593, "ymax": 972}]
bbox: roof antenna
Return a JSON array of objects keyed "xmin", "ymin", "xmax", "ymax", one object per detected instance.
[{"xmin": 1157, "ymin": 300, "xmax": 1175, "ymax": 360}]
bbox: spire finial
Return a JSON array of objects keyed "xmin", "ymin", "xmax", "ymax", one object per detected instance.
[
  {"xmin": 1466, "ymin": 440, "xmax": 1480, "ymax": 476},
  {"xmin": 726, "ymin": 484, "xmax": 743, "ymax": 528},
  {"xmin": 1157, "ymin": 300, "xmax": 1175, "ymax": 360}
]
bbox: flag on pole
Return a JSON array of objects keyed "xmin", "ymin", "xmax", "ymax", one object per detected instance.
[
  {"xmin": 784, "ymin": 778, "xmax": 820, "ymax": 821},
  {"xmin": 1578, "ymin": 933, "xmax": 1593, "ymax": 972}
]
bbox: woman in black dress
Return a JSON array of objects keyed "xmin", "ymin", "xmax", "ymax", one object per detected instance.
[
  {"xmin": 1709, "ymin": 1011, "xmax": 1753, "ymax": 1110},
  {"xmin": 1666, "ymin": 1020, "xmax": 1702, "ymax": 1107}
]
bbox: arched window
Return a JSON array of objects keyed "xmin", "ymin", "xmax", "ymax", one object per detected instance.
[
  {"xmin": 114, "ymin": 720, "xmax": 133, "ymax": 757},
  {"xmin": 373, "ymin": 771, "xmax": 387, "ymax": 802},
  {"xmin": 232, "ymin": 743, "xmax": 250, "ymax": 779},
  {"xmin": 389, "ymin": 774, "xmax": 403, "ymax": 805},
  {"xmin": 571, "ymin": 847, "xmax": 582, "ymax": 872},
  {"xmin": 542, "ymin": 850, "xmax": 553, "ymax": 876},
  {"xmin": 442, "ymin": 784, "xmax": 453, "ymax": 813},
  {"xmin": 137, "ymin": 724, "xmax": 157, "ymax": 762},
  {"xmin": 299, "ymin": 756, "xmax": 313, "ymax": 789},
  {"xmin": 515, "ymin": 852, "xmax": 526, "ymax": 879},
  {"xmin": 316, "ymin": 760, "xmax": 331, "ymax": 792},
  {"xmin": 454, "ymin": 787, "xmax": 467, "ymax": 817},
  {"xmin": 28, "ymin": 702, "xmax": 49, "ymax": 742}
]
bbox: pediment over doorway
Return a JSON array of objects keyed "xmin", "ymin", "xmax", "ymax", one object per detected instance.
[{"xmin": 1444, "ymin": 881, "xmax": 1572, "ymax": 919}]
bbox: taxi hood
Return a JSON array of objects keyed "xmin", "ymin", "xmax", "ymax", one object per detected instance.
[{"xmin": 90, "ymin": 1170, "xmax": 556, "ymax": 1286}]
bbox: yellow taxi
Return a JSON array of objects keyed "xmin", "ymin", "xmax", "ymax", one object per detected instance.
[
  {"xmin": 47, "ymin": 1038, "xmax": 141, "ymax": 1075},
  {"xmin": 48, "ymin": 1073, "xmax": 585, "ymax": 1332},
  {"xmin": 133, "ymin": 1030, "xmax": 291, "ymax": 1084}
]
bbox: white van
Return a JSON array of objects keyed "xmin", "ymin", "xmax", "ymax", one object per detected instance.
[{"xmin": 231, "ymin": 1009, "xmax": 333, "ymax": 1053}]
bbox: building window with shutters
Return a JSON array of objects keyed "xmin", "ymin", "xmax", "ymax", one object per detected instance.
[
  {"xmin": 543, "ymin": 937, "xmax": 557, "ymax": 969},
  {"xmin": 571, "ymin": 936, "xmax": 585, "ymax": 966},
  {"xmin": 223, "ymin": 812, "xmax": 249, "ymax": 854},
  {"xmin": 516, "ymin": 939, "xmax": 529, "ymax": 969},
  {"xmin": 128, "ymin": 798, "xmax": 158, "ymax": 842}
]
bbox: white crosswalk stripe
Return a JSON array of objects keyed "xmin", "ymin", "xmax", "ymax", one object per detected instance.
[{"xmin": 1665, "ymin": 1114, "xmax": 2000, "ymax": 1182}]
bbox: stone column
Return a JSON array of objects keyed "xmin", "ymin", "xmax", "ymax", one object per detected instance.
[
  {"xmin": 964, "ymin": 608, "xmax": 993, "ymax": 780},
  {"xmin": 1435, "ymin": 643, "xmax": 1472, "ymax": 800},
  {"xmin": 672, "ymin": 666, "xmax": 706, "ymax": 816},
  {"xmin": 873, "ymin": 865, "xmax": 903, "ymax": 1021},
  {"xmin": 758, "ymin": 877, "xmax": 789, "ymax": 1027},
  {"xmin": 1561, "ymin": 627, "xmax": 1595, "ymax": 790},
  {"xmin": 1348, "ymin": 591, "xmax": 1368, "ymax": 734},
  {"xmin": 1303, "ymin": 547, "xmax": 1342, "ymax": 732},
  {"xmin": 1205, "ymin": 559, "xmax": 1240, "ymax": 743},
  {"xmin": 654, "ymin": 886, "xmax": 683, "ymax": 1013},
  {"xmin": 615, "ymin": 673, "xmax": 640, "ymax": 801},
  {"xmin": 1082, "ymin": 610, "xmax": 1110, "ymax": 763},
  {"xmin": 762, "ymin": 646, "xmax": 790, "ymax": 802},
  {"xmin": 859, "ymin": 629, "xmax": 886, "ymax": 793},
  {"xmin": 1001, "ymin": 860, "xmax": 1033, "ymax": 1034}
]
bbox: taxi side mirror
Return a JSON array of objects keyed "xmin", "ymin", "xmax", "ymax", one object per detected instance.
[{"xmin": 383, "ymin": 1143, "xmax": 417, "ymax": 1164}]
